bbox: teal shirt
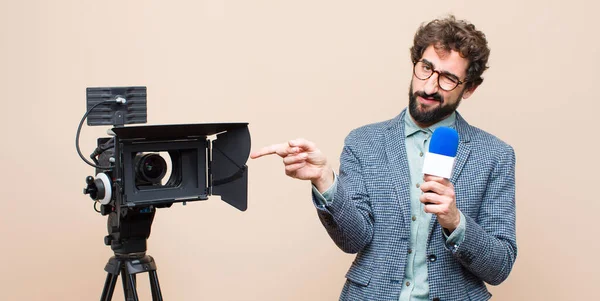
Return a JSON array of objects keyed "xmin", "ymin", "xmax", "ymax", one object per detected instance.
[{"xmin": 313, "ymin": 112, "xmax": 466, "ymax": 300}]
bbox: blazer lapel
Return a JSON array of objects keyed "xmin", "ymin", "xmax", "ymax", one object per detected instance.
[
  {"xmin": 451, "ymin": 141, "xmax": 471, "ymax": 183},
  {"xmin": 384, "ymin": 110, "xmax": 412, "ymax": 234},
  {"xmin": 450, "ymin": 112, "xmax": 472, "ymax": 184}
]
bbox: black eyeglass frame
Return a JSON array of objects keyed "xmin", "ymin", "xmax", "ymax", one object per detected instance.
[{"xmin": 412, "ymin": 60, "xmax": 466, "ymax": 92}]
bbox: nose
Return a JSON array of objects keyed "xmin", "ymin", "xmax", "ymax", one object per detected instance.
[{"xmin": 423, "ymin": 72, "xmax": 439, "ymax": 95}]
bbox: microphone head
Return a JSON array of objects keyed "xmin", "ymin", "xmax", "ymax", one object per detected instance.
[{"xmin": 429, "ymin": 127, "xmax": 459, "ymax": 157}]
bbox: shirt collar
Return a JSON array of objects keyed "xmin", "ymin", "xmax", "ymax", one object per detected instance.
[{"xmin": 404, "ymin": 110, "xmax": 457, "ymax": 137}]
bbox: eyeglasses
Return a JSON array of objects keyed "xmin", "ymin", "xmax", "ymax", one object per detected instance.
[{"xmin": 413, "ymin": 60, "xmax": 465, "ymax": 92}]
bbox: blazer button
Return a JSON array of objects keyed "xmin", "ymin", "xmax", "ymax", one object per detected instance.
[
  {"xmin": 428, "ymin": 254, "xmax": 437, "ymax": 262},
  {"xmin": 432, "ymin": 298, "xmax": 440, "ymax": 301}
]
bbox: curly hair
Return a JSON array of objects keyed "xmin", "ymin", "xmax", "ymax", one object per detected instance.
[{"xmin": 410, "ymin": 15, "xmax": 490, "ymax": 90}]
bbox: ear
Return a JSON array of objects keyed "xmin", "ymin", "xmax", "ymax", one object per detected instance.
[{"xmin": 461, "ymin": 85, "xmax": 478, "ymax": 100}]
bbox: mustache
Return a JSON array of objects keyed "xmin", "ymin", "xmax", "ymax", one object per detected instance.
[{"xmin": 414, "ymin": 91, "xmax": 443, "ymax": 103}]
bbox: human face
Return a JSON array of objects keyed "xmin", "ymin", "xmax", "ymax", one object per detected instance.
[{"xmin": 408, "ymin": 45, "xmax": 475, "ymax": 127}]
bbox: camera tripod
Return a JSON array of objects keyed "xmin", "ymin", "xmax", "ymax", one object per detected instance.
[
  {"xmin": 95, "ymin": 205, "xmax": 164, "ymax": 301},
  {"xmin": 100, "ymin": 252, "xmax": 163, "ymax": 301}
]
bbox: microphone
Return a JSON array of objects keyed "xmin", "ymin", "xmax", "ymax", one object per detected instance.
[{"xmin": 422, "ymin": 126, "xmax": 459, "ymax": 179}]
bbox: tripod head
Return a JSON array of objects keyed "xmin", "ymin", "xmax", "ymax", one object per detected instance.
[{"xmin": 105, "ymin": 206, "xmax": 156, "ymax": 255}]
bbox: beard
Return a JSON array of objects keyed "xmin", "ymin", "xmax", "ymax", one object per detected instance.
[{"xmin": 408, "ymin": 83, "xmax": 463, "ymax": 126}]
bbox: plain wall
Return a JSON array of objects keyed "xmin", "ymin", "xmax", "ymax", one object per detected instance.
[{"xmin": 1, "ymin": 0, "xmax": 598, "ymax": 300}]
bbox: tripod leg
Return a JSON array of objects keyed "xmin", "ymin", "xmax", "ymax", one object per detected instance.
[
  {"xmin": 121, "ymin": 268, "xmax": 132, "ymax": 301},
  {"xmin": 121, "ymin": 266, "xmax": 139, "ymax": 301},
  {"xmin": 120, "ymin": 268, "xmax": 140, "ymax": 301},
  {"xmin": 100, "ymin": 272, "xmax": 119, "ymax": 301},
  {"xmin": 149, "ymin": 270, "xmax": 163, "ymax": 301},
  {"xmin": 127, "ymin": 273, "xmax": 140, "ymax": 301}
]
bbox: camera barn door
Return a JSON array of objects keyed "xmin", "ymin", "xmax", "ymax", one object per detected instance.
[{"xmin": 211, "ymin": 126, "xmax": 251, "ymax": 211}]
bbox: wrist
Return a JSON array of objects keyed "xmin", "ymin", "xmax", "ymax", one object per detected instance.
[
  {"xmin": 444, "ymin": 212, "xmax": 461, "ymax": 233},
  {"xmin": 312, "ymin": 167, "xmax": 334, "ymax": 193},
  {"xmin": 442, "ymin": 213, "xmax": 460, "ymax": 235}
]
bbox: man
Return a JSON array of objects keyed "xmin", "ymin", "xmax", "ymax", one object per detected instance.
[{"xmin": 251, "ymin": 16, "xmax": 516, "ymax": 301}]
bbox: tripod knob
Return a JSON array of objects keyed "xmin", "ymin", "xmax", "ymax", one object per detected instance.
[{"xmin": 104, "ymin": 235, "xmax": 112, "ymax": 246}]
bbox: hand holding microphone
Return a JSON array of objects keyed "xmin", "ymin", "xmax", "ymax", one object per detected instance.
[{"xmin": 420, "ymin": 127, "xmax": 461, "ymax": 232}]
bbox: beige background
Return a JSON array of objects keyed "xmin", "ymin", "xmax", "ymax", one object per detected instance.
[{"xmin": 1, "ymin": 0, "xmax": 598, "ymax": 300}]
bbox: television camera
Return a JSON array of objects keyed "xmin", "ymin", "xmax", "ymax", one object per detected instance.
[{"xmin": 77, "ymin": 86, "xmax": 250, "ymax": 300}]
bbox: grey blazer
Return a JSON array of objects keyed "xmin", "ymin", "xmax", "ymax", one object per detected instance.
[{"xmin": 314, "ymin": 110, "xmax": 517, "ymax": 301}]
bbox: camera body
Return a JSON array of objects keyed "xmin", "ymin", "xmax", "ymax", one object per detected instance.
[
  {"xmin": 81, "ymin": 86, "xmax": 250, "ymax": 254},
  {"xmin": 92, "ymin": 122, "xmax": 249, "ymax": 211}
]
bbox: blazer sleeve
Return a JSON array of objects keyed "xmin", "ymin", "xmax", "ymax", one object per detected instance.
[
  {"xmin": 447, "ymin": 145, "xmax": 518, "ymax": 285},
  {"xmin": 313, "ymin": 134, "xmax": 374, "ymax": 254}
]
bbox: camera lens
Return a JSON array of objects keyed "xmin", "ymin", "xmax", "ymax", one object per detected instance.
[{"xmin": 134, "ymin": 153, "xmax": 167, "ymax": 184}]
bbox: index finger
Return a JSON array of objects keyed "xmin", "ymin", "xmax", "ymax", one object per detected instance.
[
  {"xmin": 250, "ymin": 143, "xmax": 298, "ymax": 159},
  {"xmin": 423, "ymin": 174, "xmax": 449, "ymax": 184}
]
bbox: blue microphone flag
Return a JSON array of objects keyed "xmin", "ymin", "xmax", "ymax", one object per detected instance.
[
  {"xmin": 429, "ymin": 127, "xmax": 459, "ymax": 157},
  {"xmin": 422, "ymin": 126, "xmax": 459, "ymax": 179}
]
